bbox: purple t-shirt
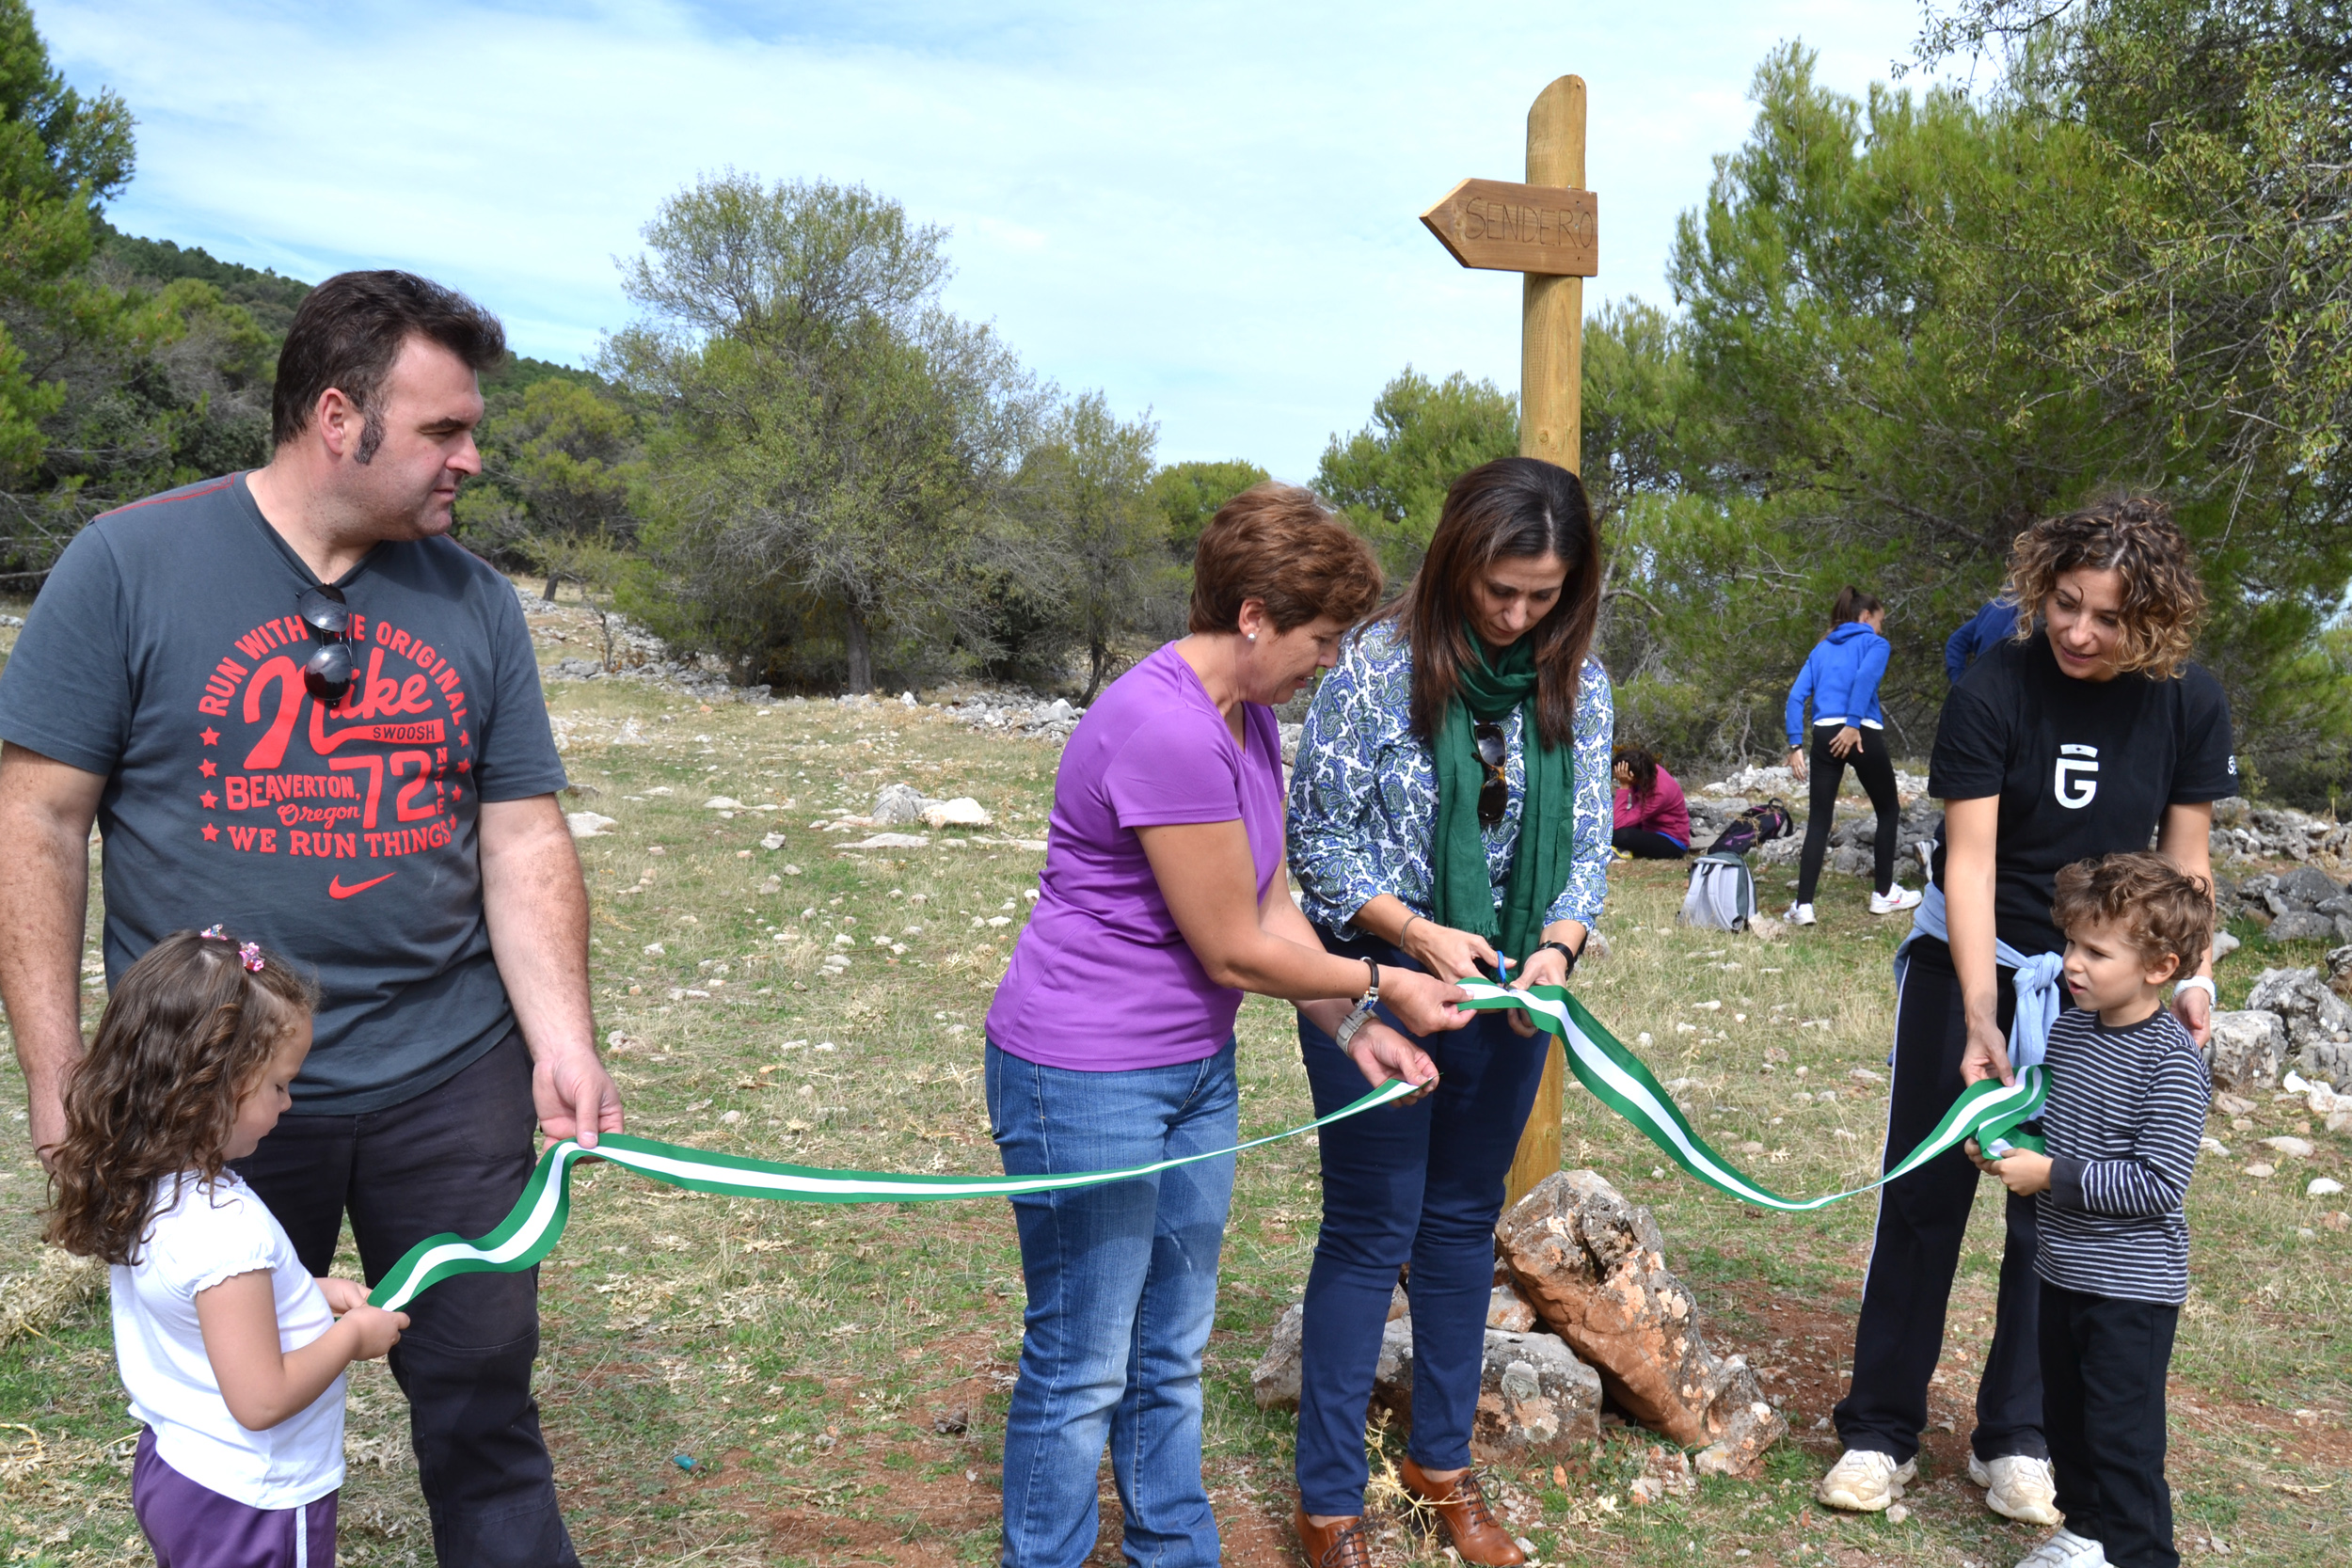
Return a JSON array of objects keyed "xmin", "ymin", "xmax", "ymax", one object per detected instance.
[{"xmin": 986, "ymin": 643, "xmax": 1284, "ymax": 1070}]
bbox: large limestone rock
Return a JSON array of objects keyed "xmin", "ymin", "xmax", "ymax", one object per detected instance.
[
  {"xmin": 2247, "ymin": 968, "xmax": 2352, "ymax": 1082},
  {"xmin": 871, "ymin": 783, "xmax": 930, "ymax": 825},
  {"xmin": 1496, "ymin": 1170, "xmax": 1786, "ymax": 1477},
  {"xmin": 2206, "ymin": 1010, "xmax": 2287, "ymax": 1092}
]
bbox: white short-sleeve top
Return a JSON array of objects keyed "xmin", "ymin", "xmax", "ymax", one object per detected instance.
[{"xmin": 108, "ymin": 1172, "xmax": 344, "ymax": 1509}]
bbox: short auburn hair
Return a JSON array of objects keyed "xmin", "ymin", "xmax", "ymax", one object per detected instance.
[
  {"xmin": 2007, "ymin": 495, "xmax": 2205, "ymax": 681},
  {"xmin": 273, "ymin": 270, "xmax": 507, "ymax": 454},
  {"xmin": 1188, "ymin": 483, "xmax": 1384, "ymax": 636},
  {"xmin": 2050, "ymin": 851, "xmax": 2214, "ymax": 979}
]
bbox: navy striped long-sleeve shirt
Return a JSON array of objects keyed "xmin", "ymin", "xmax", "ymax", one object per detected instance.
[{"xmin": 2035, "ymin": 1005, "xmax": 2209, "ymax": 1306}]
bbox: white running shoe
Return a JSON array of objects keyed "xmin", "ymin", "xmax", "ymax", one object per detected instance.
[
  {"xmin": 1971, "ymin": 1452, "xmax": 2061, "ymax": 1525},
  {"xmin": 1817, "ymin": 1448, "xmax": 1915, "ymax": 1512},
  {"xmin": 1869, "ymin": 883, "xmax": 1924, "ymax": 915},
  {"xmin": 2011, "ymin": 1528, "xmax": 2106, "ymax": 1567},
  {"xmin": 1786, "ymin": 902, "xmax": 1818, "ymax": 927}
]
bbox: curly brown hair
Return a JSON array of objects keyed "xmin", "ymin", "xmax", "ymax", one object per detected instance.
[
  {"xmin": 45, "ymin": 930, "xmax": 317, "ymax": 1265},
  {"xmin": 1187, "ymin": 483, "xmax": 1385, "ymax": 636},
  {"xmin": 2051, "ymin": 851, "xmax": 2215, "ymax": 978},
  {"xmin": 2006, "ymin": 495, "xmax": 2205, "ymax": 680}
]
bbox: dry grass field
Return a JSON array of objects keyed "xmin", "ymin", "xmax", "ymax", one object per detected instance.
[{"xmin": 2, "ymin": 599, "xmax": 2346, "ymax": 1566}]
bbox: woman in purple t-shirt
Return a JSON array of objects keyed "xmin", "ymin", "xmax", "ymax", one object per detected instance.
[{"xmin": 983, "ymin": 485, "xmax": 1472, "ymax": 1568}]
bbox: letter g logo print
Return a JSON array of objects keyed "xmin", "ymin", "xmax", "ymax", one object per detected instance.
[{"xmin": 2054, "ymin": 743, "xmax": 2099, "ymax": 810}]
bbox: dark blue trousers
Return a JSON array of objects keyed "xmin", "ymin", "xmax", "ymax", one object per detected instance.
[{"xmin": 1294, "ymin": 982, "xmax": 1549, "ymax": 1516}]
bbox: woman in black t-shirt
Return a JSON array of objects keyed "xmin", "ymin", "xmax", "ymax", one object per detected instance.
[{"xmin": 1819, "ymin": 498, "xmax": 2233, "ymax": 1527}]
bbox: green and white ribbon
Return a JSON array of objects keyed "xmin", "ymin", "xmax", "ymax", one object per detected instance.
[
  {"xmin": 368, "ymin": 1076, "xmax": 1421, "ymax": 1311},
  {"xmin": 1455, "ymin": 981, "xmax": 2045, "ymax": 1212}
]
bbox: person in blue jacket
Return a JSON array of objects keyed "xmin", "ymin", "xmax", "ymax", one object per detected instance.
[
  {"xmin": 1946, "ymin": 597, "xmax": 2018, "ymax": 684},
  {"xmin": 1784, "ymin": 587, "xmax": 1919, "ymax": 926}
]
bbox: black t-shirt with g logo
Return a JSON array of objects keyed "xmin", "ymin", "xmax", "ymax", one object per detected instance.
[{"xmin": 1928, "ymin": 631, "xmax": 2234, "ymax": 956}]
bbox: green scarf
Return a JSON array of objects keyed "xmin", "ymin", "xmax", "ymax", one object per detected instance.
[{"xmin": 1429, "ymin": 627, "xmax": 1575, "ymax": 973}]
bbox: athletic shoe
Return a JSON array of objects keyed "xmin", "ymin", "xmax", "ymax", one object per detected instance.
[
  {"xmin": 2010, "ymin": 1528, "xmax": 2106, "ymax": 1567},
  {"xmin": 1869, "ymin": 883, "xmax": 1924, "ymax": 915},
  {"xmin": 1971, "ymin": 1453, "xmax": 2061, "ymax": 1525},
  {"xmin": 1785, "ymin": 902, "xmax": 1818, "ymax": 927},
  {"xmin": 1817, "ymin": 1448, "xmax": 1915, "ymax": 1512}
]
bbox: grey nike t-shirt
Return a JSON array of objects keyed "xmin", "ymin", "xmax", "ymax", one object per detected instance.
[{"xmin": 0, "ymin": 473, "xmax": 568, "ymax": 1113}]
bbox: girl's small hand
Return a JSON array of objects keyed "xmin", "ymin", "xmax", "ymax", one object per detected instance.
[
  {"xmin": 1342, "ymin": 1021, "xmax": 1437, "ymax": 1102},
  {"xmin": 342, "ymin": 1306, "xmax": 409, "ymax": 1360},
  {"xmin": 1829, "ymin": 725, "xmax": 1863, "ymax": 758},
  {"xmin": 1400, "ymin": 919, "xmax": 1500, "ymax": 984},
  {"xmin": 315, "ymin": 1276, "xmax": 370, "ymax": 1315},
  {"xmin": 1787, "ymin": 747, "xmax": 1807, "ymax": 782}
]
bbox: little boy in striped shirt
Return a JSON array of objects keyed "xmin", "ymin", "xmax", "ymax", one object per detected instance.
[{"xmin": 1970, "ymin": 850, "xmax": 2213, "ymax": 1568}]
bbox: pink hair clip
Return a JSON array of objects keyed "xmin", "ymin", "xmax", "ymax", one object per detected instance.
[
  {"xmin": 237, "ymin": 942, "xmax": 264, "ymax": 974},
  {"xmin": 199, "ymin": 924, "xmax": 230, "ymax": 942}
]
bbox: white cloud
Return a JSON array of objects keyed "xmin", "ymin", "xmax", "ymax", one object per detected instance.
[{"xmin": 46, "ymin": 0, "xmax": 1934, "ymax": 476}]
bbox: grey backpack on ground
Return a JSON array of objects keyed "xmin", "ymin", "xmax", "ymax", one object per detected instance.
[{"xmin": 1680, "ymin": 850, "xmax": 1756, "ymax": 931}]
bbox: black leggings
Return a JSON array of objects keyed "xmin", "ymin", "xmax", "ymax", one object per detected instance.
[
  {"xmin": 1613, "ymin": 827, "xmax": 1688, "ymax": 859},
  {"xmin": 1796, "ymin": 723, "xmax": 1899, "ymax": 902}
]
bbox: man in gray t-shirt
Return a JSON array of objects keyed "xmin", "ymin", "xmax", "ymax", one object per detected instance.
[{"xmin": 0, "ymin": 272, "xmax": 619, "ymax": 1566}]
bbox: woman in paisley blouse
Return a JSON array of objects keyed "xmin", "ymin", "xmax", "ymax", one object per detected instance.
[{"xmin": 1286, "ymin": 457, "xmax": 1613, "ymax": 1568}]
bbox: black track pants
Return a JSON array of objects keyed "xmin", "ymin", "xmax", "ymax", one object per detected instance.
[
  {"xmin": 2041, "ymin": 1282, "xmax": 2181, "ymax": 1568},
  {"xmin": 1833, "ymin": 939, "xmax": 2051, "ymax": 1465},
  {"xmin": 1796, "ymin": 724, "xmax": 1901, "ymax": 903}
]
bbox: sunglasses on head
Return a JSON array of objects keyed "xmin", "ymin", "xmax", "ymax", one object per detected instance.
[
  {"xmin": 1474, "ymin": 721, "xmax": 1508, "ymax": 827},
  {"xmin": 296, "ymin": 584, "xmax": 355, "ymax": 709}
]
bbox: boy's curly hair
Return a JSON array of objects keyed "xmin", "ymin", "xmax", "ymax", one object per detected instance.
[
  {"xmin": 2050, "ymin": 852, "xmax": 2215, "ymax": 978},
  {"xmin": 2005, "ymin": 495, "xmax": 2205, "ymax": 680},
  {"xmin": 44, "ymin": 929, "xmax": 317, "ymax": 1265}
]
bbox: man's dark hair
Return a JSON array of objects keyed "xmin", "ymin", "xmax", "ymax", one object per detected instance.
[{"xmin": 272, "ymin": 271, "xmax": 506, "ymax": 458}]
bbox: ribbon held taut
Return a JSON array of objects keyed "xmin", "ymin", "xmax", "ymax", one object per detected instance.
[
  {"xmin": 1453, "ymin": 980, "xmax": 2045, "ymax": 1212},
  {"xmin": 367, "ymin": 1076, "xmax": 1422, "ymax": 1311}
]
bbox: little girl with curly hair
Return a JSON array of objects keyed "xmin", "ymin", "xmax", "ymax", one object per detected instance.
[{"xmin": 46, "ymin": 927, "xmax": 408, "ymax": 1568}]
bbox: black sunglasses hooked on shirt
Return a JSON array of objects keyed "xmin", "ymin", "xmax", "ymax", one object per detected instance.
[
  {"xmin": 1474, "ymin": 721, "xmax": 1508, "ymax": 827},
  {"xmin": 296, "ymin": 584, "xmax": 356, "ymax": 709}
]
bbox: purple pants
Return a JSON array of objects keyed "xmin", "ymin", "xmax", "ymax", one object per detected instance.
[{"xmin": 133, "ymin": 1429, "xmax": 337, "ymax": 1568}]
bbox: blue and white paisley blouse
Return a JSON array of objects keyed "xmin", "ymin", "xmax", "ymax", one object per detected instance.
[{"xmin": 1287, "ymin": 622, "xmax": 1613, "ymax": 942}]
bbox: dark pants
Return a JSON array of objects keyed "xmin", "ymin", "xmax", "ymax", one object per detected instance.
[
  {"xmin": 1834, "ymin": 939, "xmax": 2051, "ymax": 1465},
  {"xmin": 2042, "ymin": 1282, "xmax": 2180, "ymax": 1568},
  {"xmin": 1294, "ymin": 939, "xmax": 1550, "ymax": 1516},
  {"xmin": 1613, "ymin": 827, "xmax": 1688, "ymax": 859},
  {"xmin": 233, "ymin": 1032, "xmax": 578, "ymax": 1568},
  {"xmin": 1796, "ymin": 724, "xmax": 1900, "ymax": 902}
]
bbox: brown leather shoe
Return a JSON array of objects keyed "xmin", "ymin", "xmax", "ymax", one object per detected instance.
[
  {"xmin": 1294, "ymin": 1509, "xmax": 1374, "ymax": 1568},
  {"xmin": 1398, "ymin": 1457, "xmax": 1525, "ymax": 1566}
]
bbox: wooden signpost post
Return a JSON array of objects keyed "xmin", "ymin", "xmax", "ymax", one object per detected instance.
[{"xmin": 1421, "ymin": 75, "xmax": 1597, "ymax": 1207}]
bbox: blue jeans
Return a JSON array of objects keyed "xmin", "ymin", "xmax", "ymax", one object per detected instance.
[
  {"xmin": 986, "ymin": 1038, "xmax": 1238, "ymax": 1568},
  {"xmin": 1294, "ymin": 1002, "xmax": 1549, "ymax": 1517}
]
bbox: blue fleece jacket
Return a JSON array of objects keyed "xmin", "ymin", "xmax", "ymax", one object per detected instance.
[
  {"xmin": 1945, "ymin": 597, "xmax": 2015, "ymax": 683},
  {"xmin": 1785, "ymin": 621, "xmax": 1891, "ymax": 748}
]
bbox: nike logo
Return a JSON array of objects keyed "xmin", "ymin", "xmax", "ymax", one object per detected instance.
[{"xmin": 329, "ymin": 872, "xmax": 396, "ymax": 899}]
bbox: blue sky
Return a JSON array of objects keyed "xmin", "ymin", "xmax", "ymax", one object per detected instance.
[{"xmin": 44, "ymin": 2, "xmax": 1942, "ymax": 478}]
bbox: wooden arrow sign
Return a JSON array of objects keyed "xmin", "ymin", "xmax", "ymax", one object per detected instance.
[{"xmin": 1420, "ymin": 178, "xmax": 1598, "ymax": 277}]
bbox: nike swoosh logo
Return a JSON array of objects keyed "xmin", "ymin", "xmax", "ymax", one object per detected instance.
[{"xmin": 329, "ymin": 873, "xmax": 396, "ymax": 899}]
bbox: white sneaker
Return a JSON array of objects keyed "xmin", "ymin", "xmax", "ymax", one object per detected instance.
[
  {"xmin": 1786, "ymin": 902, "xmax": 1818, "ymax": 927},
  {"xmin": 2011, "ymin": 1528, "xmax": 2106, "ymax": 1568},
  {"xmin": 1971, "ymin": 1452, "xmax": 2061, "ymax": 1525},
  {"xmin": 1817, "ymin": 1448, "xmax": 1915, "ymax": 1512},
  {"xmin": 1869, "ymin": 883, "xmax": 1924, "ymax": 915}
]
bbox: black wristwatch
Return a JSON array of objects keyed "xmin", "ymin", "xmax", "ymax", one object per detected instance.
[{"xmin": 1533, "ymin": 939, "xmax": 1581, "ymax": 983}]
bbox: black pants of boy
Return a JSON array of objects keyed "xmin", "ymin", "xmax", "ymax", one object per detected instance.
[
  {"xmin": 2041, "ymin": 1281, "xmax": 2180, "ymax": 1568},
  {"xmin": 1795, "ymin": 724, "xmax": 1900, "ymax": 903},
  {"xmin": 233, "ymin": 1030, "xmax": 579, "ymax": 1568},
  {"xmin": 1833, "ymin": 938, "xmax": 2051, "ymax": 1465}
]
